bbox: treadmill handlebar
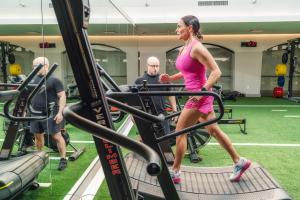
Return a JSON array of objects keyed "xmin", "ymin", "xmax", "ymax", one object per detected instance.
[
  {"xmin": 17, "ymin": 64, "xmax": 43, "ymax": 92},
  {"xmin": 106, "ymin": 89, "xmax": 224, "ymax": 143},
  {"xmin": 2, "ymin": 64, "xmax": 59, "ymax": 122},
  {"xmin": 151, "ymin": 90, "xmax": 224, "ymax": 142},
  {"xmin": 106, "ymin": 97, "xmax": 165, "ymax": 123},
  {"xmin": 106, "ymin": 89, "xmax": 224, "ymax": 124},
  {"xmin": 0, "ymin": 90, "xmax": 20, "ymax": 103},
  {"xmin": 134, "ymin": 83, "xmax": 222, "ymax": 90},
  {"xmin": 0, "ymin": 64, "xmax": 43, "ymax": 103},
  {"xmin": 0, "ymin": 83, "xmax": 38, "ymax": 88},
  {"xmin": 3, "ymin": 99, "xmax": 50, "ymax": 122},
  {"xmin": 97, "ymin": 64, "xmax": 121, "ymax": 92},
  {"xmin": 64, "ymin": 102, "xmax": 162, "ymax": 176}
]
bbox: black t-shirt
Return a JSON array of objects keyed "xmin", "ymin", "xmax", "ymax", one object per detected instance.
[
  {"xmin": 134, "ymin": 73, "xmax": 170, "ymax": 114},
  {"xmin": 31, "ymin": 75, "xmax": 64, "ymax": 113}
]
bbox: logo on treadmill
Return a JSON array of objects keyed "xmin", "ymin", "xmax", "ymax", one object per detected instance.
[{"xmin": 93, "ymin": 106, "xmax": 106, "ymax": 125}]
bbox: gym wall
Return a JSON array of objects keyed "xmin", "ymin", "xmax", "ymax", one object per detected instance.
[{"xmin": 1, "ymin": 34, "xmax": 300, "ymax": 96}]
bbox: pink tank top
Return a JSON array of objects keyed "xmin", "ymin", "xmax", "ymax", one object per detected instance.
[{"xmin": 176, "ymin": 39, "xmax": 207, "ymax": 91}]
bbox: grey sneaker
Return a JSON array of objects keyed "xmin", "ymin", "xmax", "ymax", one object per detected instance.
[
  {"xmin": 230, "ymin": 157, "xmax": 251, "ymax": 182},
  {"xmin": 170, "ymin": 170, "xmax": 181, "ymax": 184},
  {"xmin": 58, "ymin": 158, "xmax": 68, "ymax": 171}
]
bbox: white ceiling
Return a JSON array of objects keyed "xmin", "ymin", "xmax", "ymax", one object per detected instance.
[{"xmin": 0, "ymin": 0, "xmax": 299, "ymax": 35}]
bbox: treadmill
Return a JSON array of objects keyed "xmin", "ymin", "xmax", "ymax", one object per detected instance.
[
  {"xmin": 52, "ymin": 1, "xmax": 291, "ymax": 199},
  {"xmin": 0, "ymin": 64, "xmax": 57, "ymax": 200},
  {"xmin": 105, "ymin": 79, "xmax": 291, "ymax": 200}
]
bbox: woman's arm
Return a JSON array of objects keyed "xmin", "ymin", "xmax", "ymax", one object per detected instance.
[
  {"xmin": 160, "ymin": 72, "xmax": 183, "ymax": 83},
  {"xmin": 192, "ymin": 43, "xmax": 222, "ymax": 90},
  {"xmin": 170, "ymin": 72, "xmax": 183, "ymax": 82}
]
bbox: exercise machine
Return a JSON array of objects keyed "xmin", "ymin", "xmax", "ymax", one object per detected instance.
[
  {"xmin": 214, "ymin": 85, "xmax": 248, "ymax": 134},
  {"xmin": 0, "ymin": 64, "xmax": 50, "ymax": 200},
  {"xmin": 52, "ymin": 1, "xmax": 291, "ymax": 199},
  {"xmin": 284, "ymin": 38, "xmax": 300, "ymax": 103}
]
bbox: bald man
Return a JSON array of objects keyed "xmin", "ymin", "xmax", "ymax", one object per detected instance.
[
  {"xmin": 135, "ymin": 56, "xmax": 177, "ymax": 135},
  {"xmin": 30, "ymin": 57, "xmax": 67, "ymax": 171}
]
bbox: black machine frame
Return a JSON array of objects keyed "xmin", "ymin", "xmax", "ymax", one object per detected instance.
[{"xmin": 285, "ymin": 38, "xmax": 300, "ymax": 102}]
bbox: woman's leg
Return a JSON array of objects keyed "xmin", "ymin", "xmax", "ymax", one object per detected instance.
[
  {"xmin": 202, "ymin": 111, "xmax": 240, "ymax": 163},
  {"xmin": 200, "ymin": 111, "xmax": 251, "ymax": 181},
  {"xmin": 172, "ymin": 108, "xmax": 201, "ymax": 171}
]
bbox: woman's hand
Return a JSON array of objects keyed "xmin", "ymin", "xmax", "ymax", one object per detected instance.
[
  {"xmin": 190, "ymin": 96, "xmax": 202, "ymax": 101},
  {"xmin": 190, "ymin": 87, "xmax": 207, "ymax": 101},
  {"xmin": 159, "ymin": 74, "xmax": 170, "ymax": 83}
]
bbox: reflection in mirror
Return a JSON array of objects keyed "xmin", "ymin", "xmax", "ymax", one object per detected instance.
[
  {"xmin": 166, "ymin": 44, "xmax": 234, "ymax": 91},
  {"xmin": 62, "ymin": 44, "xmax": 127, "ymax": 99},
  {"xmin": 261, "ymin": 43, "xmax": 300, "ymax": 96},
  {"xmin": 0, "ymin": 42, "xmax": 34, "ymax": 84},
  {"xmin": 92, "ymin": 44, "xmax": 127, "ymax": 84}
]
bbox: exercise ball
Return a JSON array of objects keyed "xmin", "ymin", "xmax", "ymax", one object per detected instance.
[
  {"xmin": 9, "ymin": 63, "xmax": 22, "ymax": 76},
  {"xmin": 277, "ymin": 76, "xmax": 285, "ymax": 87},
  {"xmin": 275, "ymin": 64, "xmax": 287, "ymax": 76},
  {"xmin": 273, "ymin": 87, "xmax": 284, "ymax": 98}
]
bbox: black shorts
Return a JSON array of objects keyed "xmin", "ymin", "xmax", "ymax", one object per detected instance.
[{"xmin": 30, "ymin": 116, "xmax": 63, "ymax": 135}]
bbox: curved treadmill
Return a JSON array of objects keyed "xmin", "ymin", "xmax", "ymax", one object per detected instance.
[
  {"xmin": 0, "ymin": 151, "xmax": 48, "ymax": 200},
  {"xmin": 125, "ymin": 153, "xmax": 290, "ymax": 200}
]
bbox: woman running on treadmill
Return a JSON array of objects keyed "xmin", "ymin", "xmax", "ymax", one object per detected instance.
[{"xmin": 160, "ymin": 15, "xmax": 251, "ymax": 184}]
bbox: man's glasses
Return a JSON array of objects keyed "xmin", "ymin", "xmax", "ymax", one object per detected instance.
[
  {"xmin": 148, "ymin": 64, "xmax": 159, "ymax": 68},
  {"xmin": 33, "ymin": 64, "xmax": 46, "ymax": 68}
]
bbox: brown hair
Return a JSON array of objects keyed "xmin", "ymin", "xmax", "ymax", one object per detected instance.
[{"xmin": 181, "ymin": 15, "xmax": 203, "ymax": 40}]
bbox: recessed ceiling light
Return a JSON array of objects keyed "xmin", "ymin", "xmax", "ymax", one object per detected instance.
[{"xmin": 19, "ymin": 3, "xmax": 26, "ymax": 7}]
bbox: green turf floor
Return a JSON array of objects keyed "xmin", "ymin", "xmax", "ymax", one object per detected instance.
[{"xmin": 1, "ymin": 97, "xmax": 300, "ymax": 199}]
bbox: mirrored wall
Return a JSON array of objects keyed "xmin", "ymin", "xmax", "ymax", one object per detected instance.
[
  {"xmin": 261, "ymin": 43, "xmax": 300, "ymax": 96},
  {"xmin": 0, "ymin": 42, "xmax": 34, "ymax": 84},
  {"xmin": 62, "ymin": 44, "xmax": 127, "ymax": 86}
]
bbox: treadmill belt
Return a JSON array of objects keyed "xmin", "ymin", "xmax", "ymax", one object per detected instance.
[
  {"xmin": 125, "ymin": 152, "xmax": 291, "ymax": 200},
  {"xmin": 0, "ymin": 151, "xmax": 49, "ymax": 200}
]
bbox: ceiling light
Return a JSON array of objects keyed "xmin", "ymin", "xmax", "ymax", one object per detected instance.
[{"xmin": 19, "ymin": 3, "xmax": 26, "ymax": 7}]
